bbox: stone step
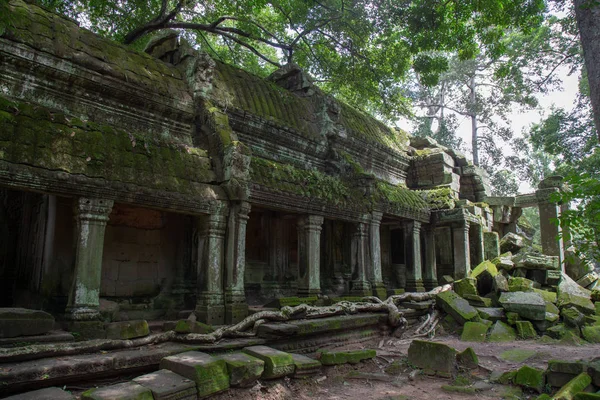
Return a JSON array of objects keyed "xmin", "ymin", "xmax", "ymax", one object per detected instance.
[
  {"xmin": 290, "ymin": 353, "xmax": 321, "ymax": 377},
  {"xmin": 133, "ymin": 369, "xmax": 197, "ymax": 400},
  {"xmin": 215, "ymin": 352, "xmax": 265, "ymax": 387},
  {"xmin": 242, "ymin": 345, "xmax": 295, "ymax": 379},
  {"xmin": 160, "ymin": 351, "xmax": 230, "ymax": 398},
  {"xmin": 81, "ymin": 381, "xmax": 153, "ymax": 400},
  {"xmin": 3, "ymin": 387, "xmax": 75, "ymax": 400}
]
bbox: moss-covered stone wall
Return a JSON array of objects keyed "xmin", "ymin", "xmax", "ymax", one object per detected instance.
[{"xmin": 0, "ymin": 95, "xmax": 217, "ymax": 196}]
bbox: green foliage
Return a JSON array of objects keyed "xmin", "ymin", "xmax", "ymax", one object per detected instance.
[{"xmin": 32, "ymin": 0, "xmax": 546, "ymax": 120}]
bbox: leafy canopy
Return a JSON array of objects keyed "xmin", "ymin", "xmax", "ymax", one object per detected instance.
[{"xmin": 33, "ymin": 0, "xmax": 546, "ymax": 119}]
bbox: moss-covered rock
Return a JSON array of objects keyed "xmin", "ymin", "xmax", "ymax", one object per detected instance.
[
  {"xmin": 582, "ymin": 325, "xmax": 600, "ymax": 343},
  {"xmin": 242, "ymin": 346, "xmax": 295, "ymax": 379},
  {"xmin": 216, "ymin": 352, "xmax": 265, "ymax": 387},
  {"xmin": 290, "ymin": 353, "xmax": 322, "ymax": 378},
  {"xmin": 488, "ymin": 321, "xmax": 517, "ymax": 342},
  {"xmin": 508, "ymin": 277, "xmax": 536, "ymax": 292},
  {"xmin": 82, "ymin": 382, "xmax": 153, "ymax": 400},
  {"xmin": 461, "ymin": 321, "xmax": 489, "ymax": 342},
  {"xmin": 463, "ymin": 294, "xmax": 493, "ymax": 308},
  {"xmin": 547, "ymin": 324, "xmax": 581, "ymax": 340},
  {"xmin": 499, "ymin": 292, "xmax": 546, "ymax": 321},
  {"xmin": 514, "ymin": 365, "xmax": 545, "ymax": 393},
  {"xmin": 407, "ymin": 340, "xmax": 456, "ymax": 378},
  {"xmin": 490, "ymin": 369, "xmax": 517, "ymax": 384},
  {"xmin": 436, "ymin": 290, "xmax": 480, "ymax": 325},
  {"xmin": 554, "ymin": 372, "xmax": 592, "ymax": 400},
  {"xmin": 174, "ymin": 320, "xmax": 214, "ymax": 334},
  {"xmin": 470, "ymin": 260, "xmax": 498, "ymax": 295},
  {"xmin": 562, "ymin": 307, "xmax": 586, "ymax": 328},
  {"xmin": 558, "ymin": 293, "xmax": 596, "ymax": 316},
  {"xmin": 477, "ymin": 307, "xmax": 505, "ymax": 322},
  {"xmin": 454, "ymin": 278, "xmax": 478, "ymax": 298},
  {"xmin": 160, "ymin": 351, "xmax": 230, "ymax": 397},
  {"xmin": 457, "ymin": 347, "xmax": 479, "ymax": 370},
  {"xmin": 105, "ymin": 320, "xmax": 149, "ymax": 340},
  {"xmin": 516, "ymin": 320, "xmax": 537, "ymax": 339}
]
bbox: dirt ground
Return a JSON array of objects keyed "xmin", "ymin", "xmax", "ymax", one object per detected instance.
[{"xmin": 211, "ymin": 335, "xmax": 600, "ymax": 400}]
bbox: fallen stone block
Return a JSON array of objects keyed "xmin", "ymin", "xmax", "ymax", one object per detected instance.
[
  {"xmin": 160, "ymin": 351, "xmax": 229, "ymax": 397},
  {"xmin": 499, "ymin": 292, "xmax": 546, "ymax": 321},
  {"xmin": 454, "ymin": 278, "xmax": 478, "ymax": 298},
  {"xmin": 174, "ymin": 320, "xmax": 214, "ymax": 334},
  {"xmin": 559, "ymin": 272, "xmax": 592, "ymax": 299},
  {"xmin": 436, "ymin": 290, "xmax": 479, "ymax": 325},
  {"xmin": 554, "ymin": 372, "xmax": 592, "ymax": 400},
  {"xmin": 500, "ymin": 233, "xmax": 526, "ymax": 254},
  {"xmin": 587, "ymin": 279, "xmax": 600, "ymax": 291},
  {"xmin": 516, "ymin": 321, "xmax": 537, "ymax": 339},
  {"xmin": 558, "ymin": 293, "xmax": 596, "ymax": 316},
  {"xmin": 484, "ymin": 231, "xmax": 500, "ymax": 260},
  {"xmin": 407, "ymin": 340, "xmax": 456, "ymax": 378},
  {"xmin": 573, "ymin": 393, "xmax": 600, "ymax": 400},
  {"xmin": 514, "ymin": 253, "xmax": 559, "ymax": 271},
  {"xmin": 547, "ymin": 360, "xmax": 588, "ymax": 388},
  {"xmin": 0, "ymin": 308, "xmax": 55, "ymax": 338},
  {"xmin": 470, "ymin": 260, "xmax": 498, "ymax": 295},
  {"xmin": 477, "ymin": 307, "xmax": 505, "ymax": 322},
  {"xmin": 461, "ymin": 321, "xmax": 489, "ymax": 342},
  {"xmin": 532, "ymin": 312, "xmax": 559, "ymax": 332},
  {"xmin": 588, "ymin": 360, "xmax": 600, "ymax": 387},
  {"xmin": 290, "ymin": 353, "xmax": 321, "ymax": 378},
  {"xmin": 577, "ymin": 272, "xmax": 599, "ymax": 288},
  {"xmin": 216, "ymin": 352, "xmax": 264, "ymax": 387},
  {"xmin": 506, "ymin": 312, "xmax": 520, "ymax": 325},
  {"xmin": 3, "ymin": 387, "xmax": 75, "ymax": 400},
  {"xmin": 488, "ymin": 321, "xmax": 516, "ymax": 342},
  {"xmin": 514, "ymin": 365, "xmax": 545, "ymax": 393},
  {"xmin": 133, "ymin": 369, "xmax": 196, "ymax": 400},
  {"xmin": 492, "ymin": 274, "xmax": 509, "ymax": 293},
  {"xmin": 508, "ymin": 277, "xmax": 536, "ymax": 292},
  {"xmin": 463, "ymin": 294, "xmax": 492, "ymax": 308},
  {"xmin": 534, "ymin": 289, "xmax": 557, "ymax": 303},
  {"xmin": 317, "ymin": 349, "xmax": 376, "ymax": 366},
  {"xmin": 582, "ymin": 326, "xmax": 600, "ymax": 343},
  {"xmin": 492, "ymin": 252, "xmax": 515, "ymax": 272},
  {"xmin": 489, "ymin": 370, "xmax": 516, "ymax": 384},
  {"xmin": 565, "ymin": 246, "xmax": 595, "ymax": 281},
  {"xmin": 547, "ymin": 324, "xmax": 581, "ymax": 340},
  {"xmin": 242, "ymin": 345, "xmax": 295, "ymax": 378},
  {"xmin": 456, "ymin": 347, "xmax": 478, "ymax": 370},
  {"xmin": 105, "ymin": 320, "xmax": 149, "ymax": 340},
  {"xmin": 562, "ymin": 307, "xmax": 586, "ymax": 327},
  {"xmin": 81, "ymin": 382, "xmax": 153, "ymax": 400}
]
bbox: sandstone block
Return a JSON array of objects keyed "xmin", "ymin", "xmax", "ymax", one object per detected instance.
[
  {"xmin": 558, "ymin": 293, "xmax": 596, "ymax": 316},
  {"xmin": 3, "ymin": 387, "xmax": 74, "ymax": 400},
  {"xmin": 508, "ymin": 277, "xmax": 535, "ymax": 292},
  {"xmin": 216, "ymin": 352, "xmax": 264, "ymax": 387},
  {"xmin": 407, "ymin": 340, "xmax": 456, "ymax": 377},
  {"xmin": 460, "ymin": 321, "xmax": 489, "ymax": 342},
  {"xmin": 554, "ymin": 372, "xmax": 592, "ymax": 400},
  {"xmin": 499, "ymin": 292, "xmax": 546, "ymax": 321},
  {"xmin": 577, "ymin": 272, "xmax": 599, "ymax": 288},
  {"xmin": 0, "ymin": 308, "xmax": 54, "ymax": 338},
  {"xmin": 82, "ymin": 382, "xmax": 153, "ymax": 400},
  {"xmin": 493, "ymin": 274, "xmax": 509, "ymax": 293},
  {"xmin": 547, "ymin": 360, "xmax": 588, "ymax": 388},
  {"xmin": 133, "ymin": 369, "xmax": 196, "ymax": 400},
  {"xmin": 561, "ymin": 307, "xmax": 586, "ymax": 327},
  {"xmin": 488, "ymin": 321, "xmax": 516, "ymax": 342},
  {"xmin": 160, "ymin": 351, "xmax": 229, "ymax": 397},
  {"xmin": 318, "ymin": 349, "xmax": 376, "ymax": 365},
  {"xmin": 470, "ymin": 260, "xmax": 498, "ymax": 295},
  {"xmin": 456, "ymin": 347, "xmax": 478, "ymax": 370},
  {"xmin": 174, "ymin": 320, "xmax": 214, "ymax": 334},
  {"xmin": 242, "ymin": 346, "xmax": 295, "ymax": 378},
  {"xmin": 477, "ymin": 307, "xmax": 504, "ymax": 322},
  {"xmin": 436, "ymin": 290, "xmax": 479, "ymax": 325},
  {"xmin": 290, "ymin": 353, "xmax": 321, "ymax": 378},
  {"xmin": 514, "ymin": 365, "xmax": 545, "ymax": 393},
  {"xmin": 500, "ymin": 233, "xmax": 526, "ymax": 254},
  {"xmin": 582, "ymin": 326, "xmax": 600, "ymax": 343},
  {"xmin": 516, "ymin": 321, "xmax": 537, "ymax": 339},
  {"xmin": 453, "ymin": 278, "xmax": 478, "ymax": 298},
  {"xmin": 105, "ymin": 320, "xmax": 149, "ymax": 340}
]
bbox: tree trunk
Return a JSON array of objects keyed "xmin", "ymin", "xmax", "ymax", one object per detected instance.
[
  {"xmin": 574, "ymin": 0, "xmax": 600, "ymax": 140},
  {"xmin": 469, "ymin": 75, "xmax": 479, "ymax": 166}
]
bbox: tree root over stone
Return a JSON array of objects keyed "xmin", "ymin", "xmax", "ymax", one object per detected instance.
[{"xmin": 0, "ymin": 285, "xmax": 450, "ymax": 363}]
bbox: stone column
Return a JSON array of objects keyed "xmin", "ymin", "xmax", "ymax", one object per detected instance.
[
  {"xmin": 422, "ymin": 225, "xmax": 438, "ymax": 290},
  {"xmin": 469, "ymin": 223, "xmax": 485, "ymax": 268},
  {"xmin": 405, "ymin": 220, "xmax": 425, "ymax": 292},
  {"xmin": 66, "ymin": 197, "xmax": 114, "ymax": 321},
  {"xmin": 452, "ymin": 221, "xmax": 470, "ymax": 279},
  {"xmin": 369, "ymin": 212, "xmax": 386, "ymax": 299},
  {"xmin": 225, "ymin": 202, "xmax": 251, "ymax": 324},
  {"xmin": 536, "ymin": 187, "xmax": 565, "ymax": 268},
  {"xmin": 297, "ymin": 215, "xmax": 324, "ymax": 296},
  {"xmin": 350, "ymin": 221, "xmax": 371, "ymax": 296},
  {"xmin": 195, "ymin": 211, "xmax": 227, "ymax": 325}
]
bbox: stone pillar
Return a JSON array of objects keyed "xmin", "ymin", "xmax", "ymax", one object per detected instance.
[
  {"xmin": 422, "ymin": 225, "xmax": 438, "ymax": 290},
  {"xmin": 225, "ymin": 202, "xmax": 251, "ymax": 324},
  {"xmin": 195, "ymin": 211, "xmax": 227, "ymax": 325},
  {"xmin": 405, "ymin": 221, "xmax": 425, "ymax": 292},
  {"xmin": 536, "ymin": 187, "xmax": 565, "ymax": 268},
  {"xmin": 452, "ymin": 221, "xmax": 471, "ymax": 279},
  {"xmin": 369, "ymin": 212, "xmax": 386, "ymax": 299},
  {"xmin": 483, "ymin": 231, "xmax": 500, "ymax": 260},
  {"xmin": 350, "ymin": 221, "xmax": 371, "ymax": 296},
  {"xmin": 66, "ymin": 197, "xmax": 114, "ymax": 321},
  {"xmin": 297, "ymin": 215, "xmax": 324, "ymax": 296},
  {"xmin": 469, "ymin": 223, "xmax": 485, "ymax": 268}
]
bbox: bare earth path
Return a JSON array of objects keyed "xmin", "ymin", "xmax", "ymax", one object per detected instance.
[{"xmin": 211, "ymin": 335, "xmax": 600, "ymax": 400}]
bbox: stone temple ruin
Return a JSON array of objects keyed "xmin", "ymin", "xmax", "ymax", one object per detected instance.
[
  {"xmin": 2, "ymin": 1, "xmax": 600, "ymax": 399},
  {"xmin": 0, "ymin": 0, "xmax": 587, "ymax": 332}
]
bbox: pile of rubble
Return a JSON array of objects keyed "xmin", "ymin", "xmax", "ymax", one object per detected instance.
[{"xmin": 436, "ymin": 232, "xmax": 600, "ymax": 344}]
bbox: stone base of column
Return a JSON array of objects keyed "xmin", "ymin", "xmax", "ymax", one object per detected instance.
[
  {"xmin": 63, "ymin": 320, "xmax": 106, "ymax": 339},
  {"xmin": 225, "ymin": 291, "xmax": 248, "ymax": 324},
  {"xmin": 63, "ymin": 306, "xmax": 101, "ymax": 322},
  {"xmin": 370, "ymin": 282, "xmax": 387, "ymax": 300},
  {"xmin": 423, "ymin": 278, "xmax": 439, "ymax": 291},
  {"xmin": 405, "ymin": 279, "xmax": 425, "ymax": 292},
  {"xmin": 195, "ymin": 292, "xmax": 225, "ymax": 325},
  {"xmin": 350, "ymin": 280, "xmax": 372, "ymax": 297}
]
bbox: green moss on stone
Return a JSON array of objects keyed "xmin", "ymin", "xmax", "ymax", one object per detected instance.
[
  {"xmin": 460, "ymin": 322, "xmax": 489, "ymax": 342},
  {"xmin": 418, "ymin": 187, "xmax": 456, "ymax": 210},
  {"xmin": 318, "ymin": 349, "xmax": 376, "ymax": 365},
  {"xmin": 514, "ymin": 365, "xmax": 545, "ymax": 393}
]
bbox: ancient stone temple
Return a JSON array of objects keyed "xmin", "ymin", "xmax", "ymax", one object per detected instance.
[{"xmin": 0, "ymin": 0, "xmax": 514, "ymax": 328}]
